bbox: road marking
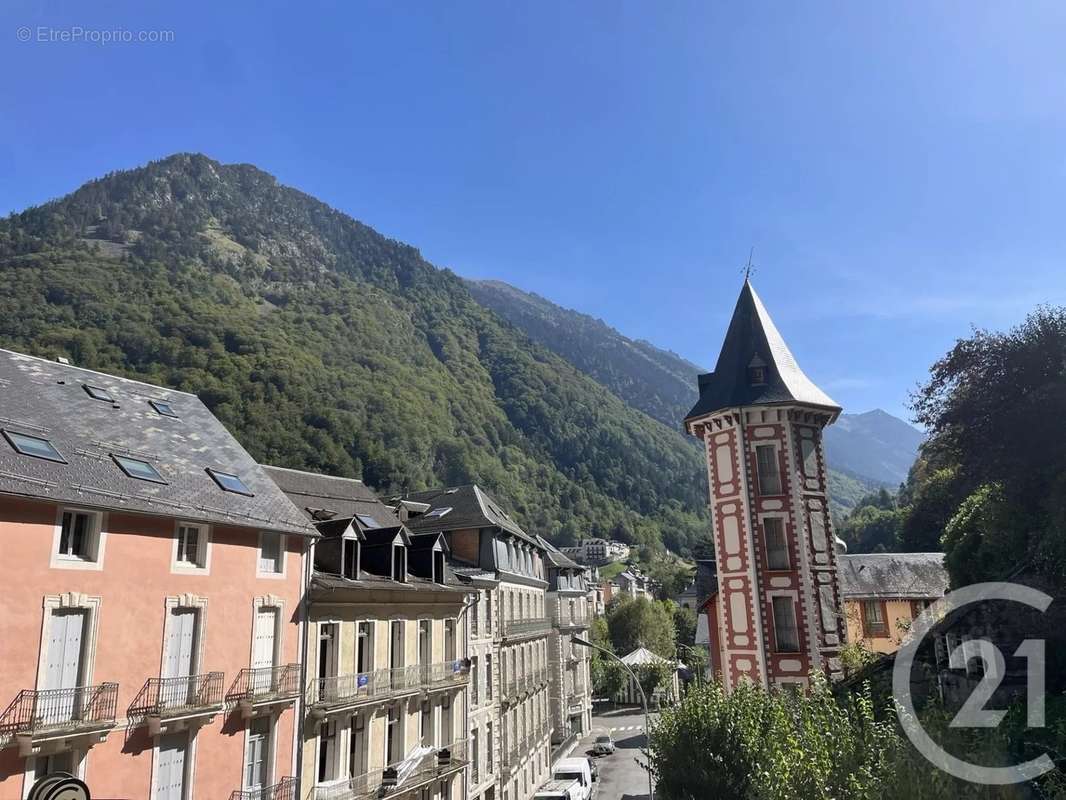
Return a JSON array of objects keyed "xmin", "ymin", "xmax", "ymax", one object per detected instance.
[{"xmin": 608, "ymin": 725, "xmax": 644, "ymax": 733}]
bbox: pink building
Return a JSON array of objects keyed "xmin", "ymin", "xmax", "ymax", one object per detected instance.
[
  {"xmin": 0, "ymin": 349, "xmax": 315, "ymax": 799},
  {"xmin": 684, "ymin": 281, "xmax": 846, "ymax": 691}
]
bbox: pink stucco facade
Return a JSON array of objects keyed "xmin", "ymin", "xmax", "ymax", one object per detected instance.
[{"xmin": 0, "ymin": 496, "xmax": 307, "ymax": 799}]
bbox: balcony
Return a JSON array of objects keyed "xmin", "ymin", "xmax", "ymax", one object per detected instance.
[
  {"xmin": 313, "ymin": 741, "xmax": 468, "ymax": 800},
  {"xmin": 229, "ymin": 777, "xmax": 298, "ymax": 800},
  {"xmin": 310, "ymin": 662, "xmax": 468, "ymax": 718},
  {"xmin": 501, "ymin": 617, "xmax": 551, "ymax": 641},
  {"xmin": 552, "ymin": 613, "xmax": 589, "ymax": 632},
  {"xmin": 129, "ymin": 673, "xmax": 224, "ymax": 733},
  {"xmin": 228, "ymin": 664, "xmax": 301, "ymax": 719},
  {"xmin": 501, "ymin": 668, "xmax": 547, "ymax": 706},
  {"xmin": 0, "ymin": 683, "xmax": 118, "ymax": 754}
]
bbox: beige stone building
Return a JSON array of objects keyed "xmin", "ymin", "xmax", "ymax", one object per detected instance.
[
  {"xmin": 838, "ymin": 552, "xmax": 949, "ymax": 654},
  {"xmin": 404, "ymin": 485, "xmax": 552, "ymax": 800},
  {"xmin": 265, "ymin": 467, "xmax": 472, "ymax": 800}
]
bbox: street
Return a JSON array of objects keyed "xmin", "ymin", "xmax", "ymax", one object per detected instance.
[{"xmin": 577, "ymin": 707, "xmax": 657, "ymax": 800}]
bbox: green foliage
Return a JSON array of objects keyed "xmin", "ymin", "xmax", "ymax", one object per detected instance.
[
  {"xmin": 672, "ymin": 605, "xmax": 697, "ymax": 649},
  {"xmin": 839, "ymin": 639, "xmax": 881, "ymax": 678},
  {"xmin": 635, "ymin": 660, "xmax": 673, "ymax": 700},
  {"xmin": 606, "ymin": 596, "xmax": 677, "ymax": 657},
  {"xmin": 0, "ymin": 154, "xmax": 716, "ymax": 554},
  {"xmin": 941, "ymin": 483, "xmax": 1029, "ymax": 588}
]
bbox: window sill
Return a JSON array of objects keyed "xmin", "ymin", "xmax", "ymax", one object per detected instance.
[{"xmin": 51, "ymin": 555, "xmax": 103, "ymax": 571}]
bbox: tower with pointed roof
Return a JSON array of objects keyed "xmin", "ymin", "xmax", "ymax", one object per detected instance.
[{"xmin": 684, "ymin": 280, "xmax": 846, "ymax": 690}]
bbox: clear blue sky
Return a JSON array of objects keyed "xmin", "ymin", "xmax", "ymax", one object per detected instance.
[{"xmin": 3, "ymin": 2, "xmax": 1065, "ymax": 421}]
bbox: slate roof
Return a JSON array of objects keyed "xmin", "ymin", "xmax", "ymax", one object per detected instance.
[
  {"xmin": 536, "ymin": 534, "xmax": 581, "ymax": 569},
  {"xmin": 263, "ymin": 465, "xmax": 399, "ymax": 529},
  {"xmin": 685, "ymin": 280, "xmax": 840, "ymax": 421},
  {"xmin": 0, "ymin": 349, "xmax": 314, "ymax": 536},
  {"xmin": 403, "ymin": 484, "xmax": 539, "ymax": 546},
  {"xmin": 838, "ymin": 552, "xmax": 949, "ymax": 599}
]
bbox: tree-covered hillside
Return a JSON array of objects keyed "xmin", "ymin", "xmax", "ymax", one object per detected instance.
[{"xmin": 0, "ymin": 154, "xmax": 713, "ymax": 556}]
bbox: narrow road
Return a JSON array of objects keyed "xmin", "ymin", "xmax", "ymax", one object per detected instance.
[{"xmin": 575, "ymin": 707, "xmax": 656, "ymax": 800}]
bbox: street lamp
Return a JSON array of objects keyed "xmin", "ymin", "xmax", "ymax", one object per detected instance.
[{"xmin": 572, "ymin": 636, "xmax": 655, "ymax": 800}]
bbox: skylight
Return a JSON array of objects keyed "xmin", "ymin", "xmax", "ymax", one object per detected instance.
[
  {"xmin": 150, "ymin": 400, "xmax": 179, "ymax": 418},
  {"xmin": 425, "ymin": 506, "xmax": 452, "ymax": 519},
  {"xmin": 83, "ymin": 384, "xmax": 114, "ymax": 402},
  {"xmin": 206, "ymin": 467, "xmax": 254, "ymax": 496},
  {"xmin": 112, "ymin": 454, "xmax": 167, "ymax": 484},
  {"xmin": 3, "ymin": 430, "xmax": 66, "ymax": 463},
  {"xmin": 356, "ymin": 513, "xmax": 380, "ymax": 529}
]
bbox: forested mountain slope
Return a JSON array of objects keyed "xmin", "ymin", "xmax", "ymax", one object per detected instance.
[{"xmin": 0, "ymin": 154, "xmax": 712, "ymax": 555}]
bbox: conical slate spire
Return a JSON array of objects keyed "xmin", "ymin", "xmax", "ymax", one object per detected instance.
[{"xmin": 685, "ymin": 280, "xmax": 840, "ymax": 420}]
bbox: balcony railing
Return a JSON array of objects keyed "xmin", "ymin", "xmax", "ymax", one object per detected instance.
[
  {"xmin": 312, "ymin": 741, "xmax": 468, "ymax": 800},
  {"xmin": 311, "ymin": 662, "xmax": 468, "ymax": 713},
  {"xmin": 228, "ymin": 664, "xmax": 301, "ymax": 706},
  {"xmin": 229, "ymin": 777, "xmax": 298, "ymax": 800},
  {"xmin": 0, "ymin": 683, "xmax": 118, "ymax": 738},
  {"xmin": 552, "ymin": 613, "xmax": 589, "ymax": 631},
  {"xmin": 129, "ymin": 672, "xmax": 224, "ymax": 721},
  {"xmin": 501, "ymin": 617, "xmax": 551, "ymax": 641}
]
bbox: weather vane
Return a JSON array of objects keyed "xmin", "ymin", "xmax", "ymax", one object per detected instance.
[{"xmin": 743, "ymin": 246, "xmax": 756, "ymax": 281}]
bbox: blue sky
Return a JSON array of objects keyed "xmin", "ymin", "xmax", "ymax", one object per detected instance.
[{"xmin": 3, "ymin": 2, "xmax": 1065, "ymax": 421}]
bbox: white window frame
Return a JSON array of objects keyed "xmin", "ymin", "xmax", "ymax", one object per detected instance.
[
  {"xmin": 159, "ymin": 594, "xmax": 209, "ymax": 680},
  {"xmin": 23, "ymin": 749, "xmax": 86, "ymax": 798},
  {"xmin": 50, "ymin": 506, "xmax": 107, "ymax": 571},
  {"xmin": 316, "ymin": 718, "xmax": 342, "ymax": 785},
  {"xmin": 752, "ymin": 442, "xmax": 784, "ymax": 496},
  {"xmin": 242, "ymin": 713, "xmax": 277, "ymax": 791},
  {"xmin": 249, "ymin": 595, "xmax": 285, "ymax": 671},
  {"xmin": 151, "ymin": 728, "xmax": 196, "ymax": 800},
  {"xmin": 171, "ymin": 521, "xmax": 212, "ymax": 575},
  {"xmin": 35, "ymin": 592, "xmax": 103, "ymax": 691},
  {"xmin": 257, "ymin": 531, "xmax": 287, "ymax": 579},
  {"xmin": 759, "ymin": 514, "xmax": 791, "ymax": 571}
]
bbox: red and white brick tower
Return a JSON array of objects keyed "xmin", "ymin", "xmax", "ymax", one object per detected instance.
[{"xmin": 684, "ymin": 280, "xmax": 846, "ymax": 690}]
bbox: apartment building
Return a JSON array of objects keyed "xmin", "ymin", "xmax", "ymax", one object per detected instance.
[
  {"xmin": 538, "ymin": 542, "xmax": 592, "ymax": 755},
  {"xmin": 403, "ymin": 486, "xmax": 552, "ymax": 800},
  {"xmin": 263, "ymin": 468, "xmax": 471, "ymax": 800},
  {"xmin": 0, "ymin": 349, "xmax": 315, "ymax": 800}
]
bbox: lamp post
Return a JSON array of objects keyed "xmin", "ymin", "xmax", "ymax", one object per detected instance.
[{"xmin": 572, "ymin": 636, "xmax": 655, "ymax": 800}]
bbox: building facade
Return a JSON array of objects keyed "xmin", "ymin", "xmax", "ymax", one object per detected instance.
[
  {"xmin": 539, "ymin": 542, "xmax": 592, "ymax": 755},
  {"xmin": 0, "ymin": 350, "xmax": 314, "ymax": 800},
  {"xmin": 684, "ymin": 281, "xmax": 847, "ymax": 691},
  {"xmin": 265, "ymin": 467, "xmax": 472, "ymax": 800},
  {"xmin": 404, "ymin": 486, "xmax": 552, "ymax": 800}
]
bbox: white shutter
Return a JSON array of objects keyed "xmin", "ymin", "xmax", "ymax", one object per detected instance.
[
  {"xmin": 156, "ymin": 733, "xmax": 187, "ymax": 800},
  {"xmin": 245, "ymin": 717, "xmax": 269, "ymax": 789},
  {"xmin": 45, "ymin": 610, "xmax": 86, "ymax": 691}
]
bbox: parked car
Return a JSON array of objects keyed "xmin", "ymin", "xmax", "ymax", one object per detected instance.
[
  {"xmin": 533, "ymin": 779, "xmax": 582, "ymax": 800},
  {"xmin": 553, "ymin": 757, "xmax": 594, "ymax": 800},
  {"xmin": 591, "ymin": 734, "xmax": 615, "ymax": 755}
]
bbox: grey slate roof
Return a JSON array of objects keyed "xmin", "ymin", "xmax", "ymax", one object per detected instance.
[
  {"xmin": 0, "ymin": 349, "xmax": 314, "ymax": 536},
  {"xmin": 838, "ymin": 552, "xmax": 949, "ymax": 599},
  {"xmin": 263, "ymin": 465, "xmax": 399, "ymax": 529},
  {"xmin": 685, "ymin": 280, "xmax": 840, "ymax": 421},
  {"xmin": 536, "ymin": 534, "xmax": 581, "ymax": 569},
  {"xmin": 403, "ymin": 484, "xmax": 539, "ymax": 546}
]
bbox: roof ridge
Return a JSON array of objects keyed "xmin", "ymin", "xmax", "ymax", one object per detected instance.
[
  {"xmin": 263, "ymin": 464, "xmax": 365, "ymax": 483},
  {"xmin": 1, "ymin": 348, "xmax": 198, "ymax": 398}
]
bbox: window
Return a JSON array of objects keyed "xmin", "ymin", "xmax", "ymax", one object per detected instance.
[
  {"xmin": 486, "ymin": 721, "xmax": 494, "ymax": 772},
  {"xmin": 444, "ymin": 619, "xmax": 456, "ymax": 662},
  {"xmin": 386, "ymin": 705, "xmax": 400, "ymax": 764},
  {"xmin": 150, "ymin": 399, "xmax": 179, "ymax": 418},
  {"xmin": 355, "ymin": 514, "xmax": 379, "ymax": 529},
  {"xmin": 83, "ymin": 384, "xmax": 114, "ymax": 402},
  {"xmin": 343, "ymin": 539, "xmax": 359, "ymax": 579},
  {"xmin": 57, "ymin": 509, "xmax": 100, "ymax": 562},
  {"xmin": 420, "ymin": 700, "xmax": 433, "ymax": 746},
  {"xmin": 771, "ymin": 597, "xmax": 800, "ymax": 653},
  {"xmin": 206, "ymin": 467, "xmax": 254, "ymax": 496},
  {"xmin": 755, "ymin": 445, "xmax": 783, "ymax": 495},
  {"xmin": 392, "ymin": 545, "xmax": 406, "ymax": 582},
  {"xmin": 175, "ymin": 524, "xmax": 207, "ymax": 569},
  {"xmin": 356, "ymin": 622, "xmax": 373, "ymax": 674},
  {"xmin": 318, "ymin": 720, "xmax": 338, "ymax": 782},
  {"xmin": 349, "ymin": 714, "xmax": 367, "ymax": 779},
  {"xmin": 485, "ymin": 653, "xmax": 493, "ymax": 700},
  {"xmin": 418, "ymin": 620, "xmax": 431, "ymax": 667},
  {"xmin": 433, "ymin": 550, "xmax": 445, "ymax": 584},
  {"xmin": 764, "ymin": 518, "xmax": 790, "ymax": 570},
  {"xmin": 3, "ymin": 429, "xmax": 66, "ymax": 462},
  {"xmin": 112, "ymin": 454, "xmax": 167, "ymax": 484},
  {"xmin": 862, "ymin": 600, "xmax": 888, "ymax": 638},
  {"xmin": 441, "ymin": 695, "xmax": 452, "ymax": 746},
  {"xmin": 485, "ymin": 592, "xmax": 493, "ymax": 634},
  {"xmin": 425, "ymin": 506, "xmax": 452, "ymax": 519},
  {"xmin": 258, "ymin": 532, "xmax": 284, "ymax": 576}
]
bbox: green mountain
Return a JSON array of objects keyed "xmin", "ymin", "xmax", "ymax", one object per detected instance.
[
  {"xmin": 0, "ymin": 153, "xmax": 713, "ymax": 556},
  {"xmin": 464, "ymin": 278, "xmax": 902, "ymax": 516}
]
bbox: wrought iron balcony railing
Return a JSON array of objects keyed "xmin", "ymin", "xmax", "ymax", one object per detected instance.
[
  {"xmin": 228, "ymin": 664, "xmax": 301, "ymax": 705},
  {"xmin": 420, "ymin": 660, "xmax": 469, "ymax": 690},
  {"xmin": 312, "ymin": 740, "xmax": 468, "ymax": 800},
  {"xmin": 310, "ymin": 662, "xmax": 467, "ymax": 712},
  {"xmin": 501, "ymin": 617, "xmax": 551, "ymax": 640},
  {"xmin": 229, "ymin": 777, "xmax": 298, "ymax": 800},
  {"xmin": 129, "ymin": 672, "xmax": 224, "ymax": 721},
  {"xmin": 552, "ymin": 613, "xmax": 589, "ymax": 631},
  {"xmin": 0, "ymin": 683, "xmax": 118, "ymax": 738}
]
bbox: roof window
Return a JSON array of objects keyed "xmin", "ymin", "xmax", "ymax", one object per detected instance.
[
  {"xmin": 355, "ymin": 513, "xmax": 379, "ymax": 529},
  {"xmin": 83, "ymin": 384, "xmax": 114, "ymax": 402},
  {"xmin": 3, "ymin": 430, "xmax": 66, "ymax": 463},
  {"xmin": 149, "ymin": 400, "xmax": 179, "ymax": 418},
  {"xmin": 425, "ymin": 506, "xmax": 452, "ymax": 519},
  {"xmin": 206, "ymin": 467, "xmax": 254, "ymax": 496},
  {"xmin": 112, "ymin": 454, "xmax": 167, "ymax": 484}
]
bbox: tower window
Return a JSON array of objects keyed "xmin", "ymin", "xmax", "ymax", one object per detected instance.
[
  {"xmin": 764, "ymin": 518, "xmax": 790, "ymax": 570},
  {"xmin": 755, "ymin": 445, "xmax": 783, "ymax": 495},
  {"xmin": 771, "ymin": 596, "xmax": 800, "ymax": 653},
  {"xmin": 748, "ymin": 354, "xmax": 768, "ymax": 386}
]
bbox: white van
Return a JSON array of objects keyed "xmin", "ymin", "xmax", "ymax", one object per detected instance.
[
  {"xmin": 552, "ymin": 758, "xmax": 594, "ymax": 800},
  {"xmin": 532, "ymin": 779, "xmax": 582, "ymax": 800}
]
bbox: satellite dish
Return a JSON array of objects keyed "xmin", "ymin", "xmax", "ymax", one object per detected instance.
[{"xmin": 28, "ymin": 772, "xmax": 90, "ymax": 800}]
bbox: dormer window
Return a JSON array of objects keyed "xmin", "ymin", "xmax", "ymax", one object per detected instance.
[
  {"xmin": 392, "ymin": 545, "xmax": 407, "ymax": 582},
  {"xmin": 748, "ymin": 354, "xmax": 768, "ymax": 386},
  {"xmin": 433, "ymin": 550, "xmax": 446, "ymax": 584},
  {"xmin": 83, "ymin": 384, "xmax": 114, "ymax": 402},
  {"xmin": 343, "ymin": 538, "xmax": 360, "ymax": 580}
]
